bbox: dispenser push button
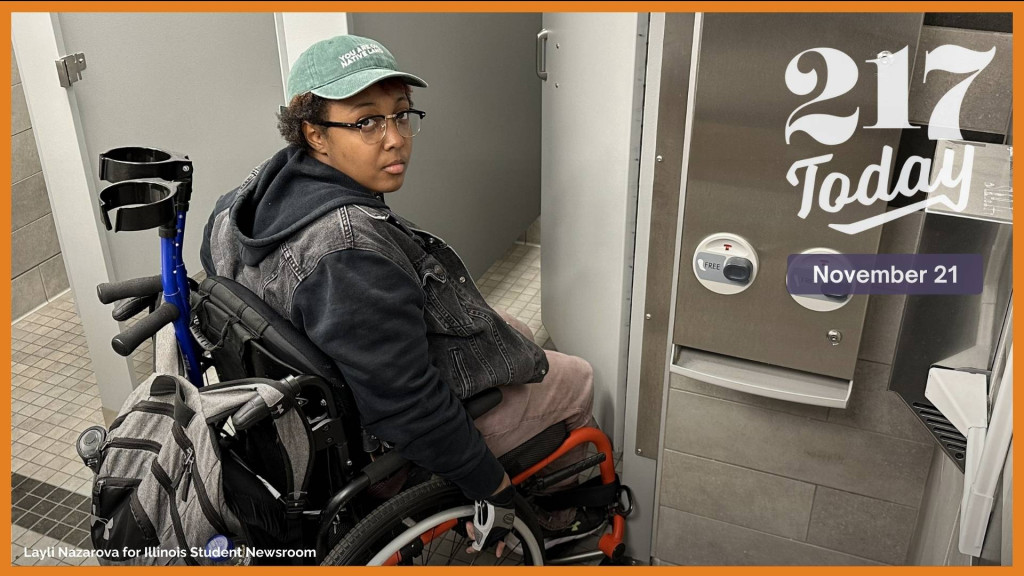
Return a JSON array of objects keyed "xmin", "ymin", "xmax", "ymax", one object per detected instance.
[
  {"xmin": 787, "ymin": 247, "xmax": 853, "ymax": 312},
  {"xmin": 723, "ymin": 257, "xmax": 753, "ymax": 283},
  {"xmin": 692, "ymin": 233, "xmax": 759, "ymax": 295}
]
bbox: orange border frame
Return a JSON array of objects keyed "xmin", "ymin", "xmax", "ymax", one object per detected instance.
[{"xmin": 3, "ymin": 2, "xmax": 1020, "ymax": 574}]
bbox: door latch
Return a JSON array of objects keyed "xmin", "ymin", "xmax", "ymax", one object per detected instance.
[{"xmin": 56, "ymin": 52, "xmax": 87, "ymax": 87}]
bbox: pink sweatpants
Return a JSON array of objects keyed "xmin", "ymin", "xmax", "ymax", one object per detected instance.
[{"xmin": 473, "ymin": 310, "xmax": 596, "ymax": 481}]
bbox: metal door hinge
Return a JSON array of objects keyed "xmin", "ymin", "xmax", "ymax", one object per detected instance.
[{"xmin": 56, "ymin": 53, "xmax": 87, "ymax": 87}]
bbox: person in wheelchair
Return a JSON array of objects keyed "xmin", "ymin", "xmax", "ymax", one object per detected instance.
[{"xmin": 199, "ymin": 34, "xmax": 600, "ymax": 554}]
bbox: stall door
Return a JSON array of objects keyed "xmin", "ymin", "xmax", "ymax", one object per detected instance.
[
  {"xmin": 540, "ymin": 13, "xmax": 647, "ymax": 445},
  {"xmin": 56, "ymin": 12, "xmax": 287, "ymax": 282}
]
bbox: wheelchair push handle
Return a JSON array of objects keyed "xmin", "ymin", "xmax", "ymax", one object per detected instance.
[
  {"xmin": 111, "ymin": 301, "xmax": 179, "ymax": 357},
  {"xmin": 97, "ymin": 275, "xmax": 163, "ymax": 304},
  {"xmin": 111, "ymin": 293, "xmax": 160, "ymax": 322},
  {"xmin": 231, "ymin": 375, "xmax": 307, "ymax": 431},
  {"xmin": 231, "ymin": 397, "xmax": 271, "ymax": 432},
  {"xmin": 231, "ymin": 397, "xmax": 268, "ymax": 431}
]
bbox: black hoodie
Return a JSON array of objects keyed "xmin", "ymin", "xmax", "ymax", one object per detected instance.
[{"xmin": 200, "ymin": 146, "xmax": 506, "ymax": 501}]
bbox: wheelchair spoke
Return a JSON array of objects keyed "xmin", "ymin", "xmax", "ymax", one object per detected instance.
[
  {"xmin": 447, "ymin": 531, "xmax": 466, "ymax": 565},
  {"xmin": 421, "ymin": 523, "xmax": 450, "ymax": 565},
  {"xmin": 421, "ymin": 531, "xmax": 435, "ymax": 565},
  {"xmin": 436, "ymin": 530, "xmax": 461, "ymax": 566},
  {"xmin": 445, "ymin": 533, "xmax": 461, "ymax": 565}
]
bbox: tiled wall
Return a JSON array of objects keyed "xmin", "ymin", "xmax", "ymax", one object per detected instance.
[
  {"xmin": 655, "ymin": 211, "xmax": 938, "ymax": 565},
  {"xmin": 11, "ymin": 47, "xmax": 69, "ymax": 320}
]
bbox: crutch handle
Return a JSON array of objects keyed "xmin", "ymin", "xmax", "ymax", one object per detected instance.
[{"xmin": 111, "ymin": 302, "xmax": 179, "ymax": 357}]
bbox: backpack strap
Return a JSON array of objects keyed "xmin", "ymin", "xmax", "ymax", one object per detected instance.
[
  {"xmin": 149, "ymin": 373, "xmax": 179, "ymax": 397},
  {"xmin": 169, "ymin": 376, "xmax": 197, "ymax": 429},
  {"xmin": 221, "ymin": 377, "xmax": 315, "ymax": 548},
  {"xmin": 272, "ymin": 408, "xmax": 314, "ymax": 545}
]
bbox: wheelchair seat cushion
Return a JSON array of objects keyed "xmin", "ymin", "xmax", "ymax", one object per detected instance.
[{"xmin": 497, "ymin": 421, "xmax": 569, "ymax": 479}]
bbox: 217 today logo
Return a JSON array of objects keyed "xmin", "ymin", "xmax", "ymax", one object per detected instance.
[{"xmin": 784, "ymin": 44, "xmax": 996, "ymax": 234}]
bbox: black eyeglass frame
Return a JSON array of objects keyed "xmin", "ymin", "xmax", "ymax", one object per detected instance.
[{"xmin": 313, "ymin": 109, "xmax": 426, "ymax": 142}]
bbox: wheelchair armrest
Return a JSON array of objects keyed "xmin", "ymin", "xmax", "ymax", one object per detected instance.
[
  {"xmin": 361, "ymin": 387, "xmax": 500, "ymax": 482},
  {"xmin": 463, "ymin": 388, "xmax": 503, "ymax": 420},
  {"xmin": 356, "ymin": 389, "xmax": 501, "ymax": 484},
  {"xmin": 363, "ymin": 451, "xmax": 408, "ymax": 485}
]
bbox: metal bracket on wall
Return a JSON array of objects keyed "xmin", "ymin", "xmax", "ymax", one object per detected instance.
[{"xmin": 56, "ymin": 52, "xmax": 87, "ymax": 87}]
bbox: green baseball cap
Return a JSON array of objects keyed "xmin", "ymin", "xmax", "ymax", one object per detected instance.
[{"xmin": 286, "ymin": 35, "xmax": 428, "ymax": 103}]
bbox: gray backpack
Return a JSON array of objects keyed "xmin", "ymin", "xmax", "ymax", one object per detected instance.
[{"xmin": 90, "ymin": 372, "xmax": 312, "ymax": 565}]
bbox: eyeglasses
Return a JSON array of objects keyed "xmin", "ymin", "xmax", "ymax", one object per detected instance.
[{"xmin": 315, "ymin": 109, "xmax": 426, "ymax": 145}]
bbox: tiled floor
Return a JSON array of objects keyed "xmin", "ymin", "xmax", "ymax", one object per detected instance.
[
  {"xmin": 9, "ymin": 241, "xmax": 546, "ymax": 565},
  {"xmin": 11, "ymin": 291, "xmax": 103, "ymax": 565},
  {"xmin": 475, "ymin": 242, "xmax": 550, "ymax": 349}
]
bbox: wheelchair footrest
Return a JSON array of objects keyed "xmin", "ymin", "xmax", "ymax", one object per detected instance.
[{"xmin": 532, "ymin": 474, "xmax": 621, "ymax": 511}]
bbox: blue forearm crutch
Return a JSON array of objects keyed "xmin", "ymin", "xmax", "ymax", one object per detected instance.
[
  {"xmin": 162, "ymin": 219, "xmax": 201, "ymax": 385},
  {"xmin": 96, "ymin": 147, "xmax": 204, "ymax": 387}
]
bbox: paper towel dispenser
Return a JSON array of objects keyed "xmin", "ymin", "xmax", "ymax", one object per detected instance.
[{"xmin": 888, "ymin": 141, "xmax": 1012, "ymax": 472}]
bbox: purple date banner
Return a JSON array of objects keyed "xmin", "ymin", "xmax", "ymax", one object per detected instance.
[{"xmin": 787, "ymin": 254, "xmax": 984, "ymax": 296}]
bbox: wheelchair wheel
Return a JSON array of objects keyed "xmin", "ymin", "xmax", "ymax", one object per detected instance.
[{"xmin": 321, "ymin": 479, "xmax": 545, "ymax": 566}]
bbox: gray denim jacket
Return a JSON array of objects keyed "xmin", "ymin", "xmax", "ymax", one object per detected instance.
[
  {"xmin": 204, "ymin": 179, "xmax": 548, "ymax": 399},
  {"xmin": 199, "ymin": 146, "xmax": 547, "ymax": 499}
]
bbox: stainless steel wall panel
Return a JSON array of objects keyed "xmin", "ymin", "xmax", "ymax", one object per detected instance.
[
  {"xmin": 635, "ymin": 12, "xmax": 695, "ymax": 458},
  {"xmin": 672, "ymin": 13, "xmax": 924, "ymax": 380}
]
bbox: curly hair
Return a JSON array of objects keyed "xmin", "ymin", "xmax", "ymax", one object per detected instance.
[
  {"xmin": 277, "ymin": 91, "xmax": 329, "ymax": 149},
  {"xmin": 277, "ymin": 79, "xmax": 414, "ymax": 150}
]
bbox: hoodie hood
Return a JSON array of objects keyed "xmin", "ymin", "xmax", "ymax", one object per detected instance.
[{"xmin": 228, "ymin": 146, "xmax": 388, "ymax": 266}]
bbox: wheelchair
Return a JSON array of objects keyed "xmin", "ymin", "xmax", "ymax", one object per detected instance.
[
  {"xmin": 98, "ymin": 273, "xmax": 631, "ymax": 565},
  {"xmin": 91, "ymin": 147, "xmax": 632, "ymax": 566}
]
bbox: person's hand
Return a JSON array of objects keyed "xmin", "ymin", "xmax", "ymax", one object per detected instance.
[{"xmin": 466, "ymin": 474, "xmax": 515, "ymax": 557}]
